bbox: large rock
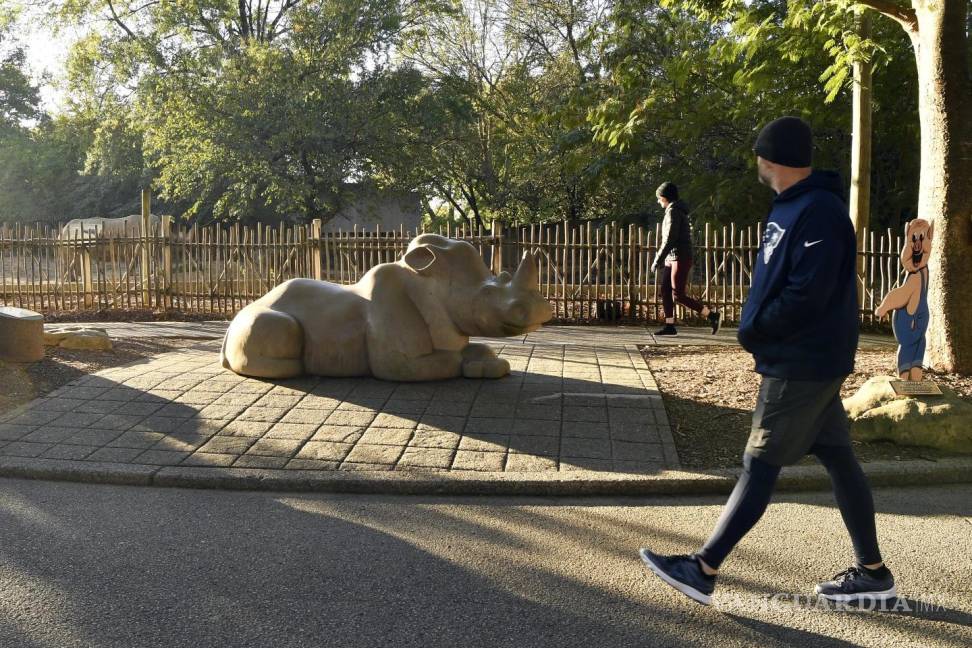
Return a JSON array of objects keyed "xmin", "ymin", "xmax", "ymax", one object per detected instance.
[
  {"xmin": 44, "ymin": 326, "xmax": 113, "ymax": 351},
  {"xmin": 0, "ymin": 306, "xmax": 44, "ymax": 362},
  {"xmin": 843, "ymin": 375, "xmax": 972, "ymax": 453}
]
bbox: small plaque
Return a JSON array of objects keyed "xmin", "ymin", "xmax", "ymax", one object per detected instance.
[{"xmin": 889, "ymin": 380, "xmax": 943, "ymax": 397}]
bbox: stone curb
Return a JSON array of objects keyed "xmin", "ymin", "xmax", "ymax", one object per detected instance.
[{"xmin": 1, "ymin": 456, "xmax": 969, "ymax": 496}]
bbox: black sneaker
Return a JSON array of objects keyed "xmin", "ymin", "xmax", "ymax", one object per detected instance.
[
  {"xmin": 815, "ymin": 564, "xmax": 896, "ymax": 603},
  {"xmin": 654, "ymin": 325, "xmax": 678, "ymax": 336},
  {"xmin": 639, "ymin": 549, "xmax": 715, "ymax": 605},
  {"xmin": 708, "ymin": 311, "xmax": 722, "ymax": 335}
]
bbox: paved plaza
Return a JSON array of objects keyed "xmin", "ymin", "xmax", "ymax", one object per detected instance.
[{"xmin": 0, "ymin": 337, "xmax": 678, "ymax": 476}]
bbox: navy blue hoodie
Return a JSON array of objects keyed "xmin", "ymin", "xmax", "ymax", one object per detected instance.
[{"xmin": 737, "ymin": 170, "xmax": 858, "ymax": 380}]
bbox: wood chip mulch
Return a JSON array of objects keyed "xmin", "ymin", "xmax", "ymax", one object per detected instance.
[{"xmin": 641, "ymin": 345, "xmax": 972, "ymax": 469}]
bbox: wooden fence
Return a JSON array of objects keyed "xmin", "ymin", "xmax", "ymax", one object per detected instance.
[{"xmin": 0, "ymin": 219, "xmax": 903, "ymax": 324}]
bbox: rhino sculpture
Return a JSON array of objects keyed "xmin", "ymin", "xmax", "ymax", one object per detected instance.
[{"xmin": 220, "ymin": 234, "xmax": 553, "ymax": 381}]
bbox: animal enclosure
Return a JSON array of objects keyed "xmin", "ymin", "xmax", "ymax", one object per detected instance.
[{"xmin": 0, "ymin": 219, "xmax": 903, "ymax": 324}]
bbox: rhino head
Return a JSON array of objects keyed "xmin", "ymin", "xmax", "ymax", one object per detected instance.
[{"xmin": 402, "ymin": 234, "xmax": 553, "ymax": 338}]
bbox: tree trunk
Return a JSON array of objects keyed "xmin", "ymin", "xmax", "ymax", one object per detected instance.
[
  {"xmin": 909, "ymin": 1, "xmax": 972, "ymax": 373},
  {"xmin": 849, "ymin": 15, "xmax": 873, "ymax": 308}
]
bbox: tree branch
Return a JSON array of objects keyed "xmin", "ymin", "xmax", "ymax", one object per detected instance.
[{"xmin": 852, "ymin": 0, "xmax": 918, "ymax": 32}]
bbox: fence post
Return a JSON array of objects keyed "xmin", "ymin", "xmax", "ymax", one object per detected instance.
[
  {"xmin": 81, "ymin": 230, "xmax": 94, "ymax": 309},
  {"xmin": 491, "ymin": 220, "xmax": 503, "ymax": 275},
  {"xmin": 140, "ymin": 188, "xmax": 151, "ymax": 307},
  {"xmin": 162, "ymin": 215, "xmax": 173, "ymax": 309},
  {"xmin": 311, "ymin": 219, "xmax": 323, "ymax": 280}
]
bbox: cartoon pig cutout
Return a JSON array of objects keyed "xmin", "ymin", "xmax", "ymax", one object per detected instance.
[
  {"xmin": 220, "ymin": 234, "xmax": 553, "ymax": 381},
  {"xmin": 875, "ymin": 219, "xmax": 934, "ymax": 381}
]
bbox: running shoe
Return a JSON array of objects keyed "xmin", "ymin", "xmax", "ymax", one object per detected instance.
[
  {"xmin": 815, "ymin": 564, "xmax": 896, "ymax": 603},
  {"xmin": 639, "ymin": 549, "xmax": 715, "ymax": 605}
]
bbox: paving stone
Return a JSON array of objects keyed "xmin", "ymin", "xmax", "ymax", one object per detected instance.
[
  {"xmin": 108, "ymin": 431, "xmax": 166, "ymax": 449},
  {"xmin": 359, "ymin": 428, "xmax": 414, "ymax": 446},
  {"xmin": 463, "ymin": 418, "xmax": 512, "ymax": 436},
  {"xmin": 390, "ymin": 384, "xmax": 437, "ymax": 400},
  {"xmin": 22, "ymin": 427, "xmax": 79, "ymax": 444},
  {"xmin": 0, "ymin": 424, "xmax": 34, "ymax": 441},
  {"xmin": 254, "ymin": 394, "xmax": 303, "ymax": 409},
  {"xmin": 173, "ymin": 392, "xmax": 220, "ymax": 406},
  {"xmin": 514, "ymin": 404, "xmax": 561, "ymax": 421},
  {"xmin": 263, "ymin": 423, "xmax": 318, "ymax": 441},
  {"xmin": 408, "ymin": 429, "xmax": 461, "ymax": 450},
  {"xmin": 286, "ymin": 459, "xmax": 340, "ymax": 470},
  {"xmin": 452, "ymin": 450, "xmax": 506, "ymax": 471},
  {"xmin": 344, "ymin": 444, "xmax": 404, "ymax": 466},
  {"xmin": 294, "ymin": 395, "xmax": 342, "ymax": 410},
  {"xmin": 151, "ymin": 434, "xmax": 212, "ymax": 452},
  {"xmin": 380, "ymin": 400, "xmax": 428, "ymax": 415},
  {"xmin": 508, "ymin": 435, "xmax": 560, "ymax": 456},
  {"xmin": 196, "ymin": 404, "xmax": 247, "ymax": 420},
  {"xmin": 234, "ymin": 455, "xmax": 290, "ymax": 469},
  {"xmin": 86, "ymin": 447, "xmax": 142, "ymax": 462},
  {"xmin": 136, "ymin": 450, "xmax": 191, "ymax": 466},
  {"xmin": 41, "ymin": 444, "xmax": 97, "ymax": 460},
  {"xmin": 8, "ymin": 410, "xmax": 62, "ymax": 426},
  {"xmin": 563, "ymin": 406, "xmax": 608, "ymax": 423},
  {"xmin": 228, "ymin": 382, "xmax": 274, "ymax": 395},
  {"xmin": 65, "ymin": 428, "xmax": 123, "ymax": 446},
  {"xmin": 182, "ymin": 452, "xmax": 237, "ymax": 467},
  {"xmin": 0, "ymin": 442, "xmax": 53, "ymax": 457},
  {"xmin": 338, "ymin": 462, "xmax": 394, "ymax": 472},
  {"xmin": 369, "ymin": 413, "xmax": 419, "ymax": 429},
  {"xmin": 237, "ymin": 407, "xmax": 288, "ymax": 423},
  {"xmin": 458, "ymin": 435, "xmax": 509, "ymax": 453},
  {"xmin": 133, "ymin": 390, "xmax": 182, "ymax": 403},
  {"xmin": 561, "ymin": 421, "xmax": 610, "ymax": 439},
  {"xmin": 32, "ymin": 398, "xmax": 86, "ymax": 413},
  {"xmin": 336, "ymin": 398, "xmax": 387, "ymax": 412},
  {"xmin": 152, "ymin": 404, "xmax": 197, "ymax": 419},
  {"xmin": 310, "ymin": 426, "xmax": 365, "ymax": 444},
  {"xmin": 610, "ymin": 422, "xmax": 661, "ymax": 443},
  {"xmin": 469, "ymin": 403, "xmax": 515, "ymax": 418},
  {"xmin": 111, "ymin": 401, "xmax": 165, "ymax": 417},
  {"xmin": 612, "ymin": 460, "xmax": 664, "ymax": 474},
  {"xmin": 72, "ymin": 400, "xmax": 124, "ymax": 415},
  {"xmin": 434, "ymin": 385, "xmax": 480, "ymax": 402},
  {"xmin": 417, "ymin": 415, "xmax": 466, "ymax": 433},
  {"xmin": 219, "ymin": 420, "xmax": 274, "ymax": 437},
  {"xmin": 296, "ymin": 441, "xmax": 354, "ymax": 462},
  {"xmin": 505, "ymin": 454, "xmax": 558, "ymax": 472},
  {"xmin": 560, "ymin": 437, "xmax": 611, "ymax": 460},
  {"xmin": 47, "ymin": 411, "xmax": 105, "ymax": 428},
  {"xmin": 197, "ymin": 436, "xmax": 255, "ymax": 455},
  {"xmin": 169, "ymin": 419, "xmax": 227, "ymax": 436},
  {"xmin": 348, "ymin": 383, "xmax": 397, "ymax": 399},
  {"xmin": 398, "ymin": 447, "xmax": 454, "ymax": 469},
  {"xmin": 279, "ymin": 409, "xmax": 332, "ymax": 425},
  {"xmin": 559, "ymin": 457, "xmax": 613, "ymax": 472},
  {"xmin": 325, "ymin": 410, "xmax": 377, "ymax": 427},
  {"xmin": 510, "ymin": 419, "xmax": 561, "ymax": 437},
  {"xmin": 246, "ymin": 439, "xmax": 303, "ymax": 457},
  {"xmin": 611, "ymin": 441, "xmax": 664, "ymax": 462},
  {"xmin": 423, "ymin": 401, "xmax": 472, "ymax": 417}
]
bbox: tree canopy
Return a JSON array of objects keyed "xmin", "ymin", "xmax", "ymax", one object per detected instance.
[{"xmin": 0, "ymin": 0, "xmax": 927, "ymax": 229}]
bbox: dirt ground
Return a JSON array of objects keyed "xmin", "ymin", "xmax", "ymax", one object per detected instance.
[
  {"xmin": 641, "ymin": 345, "xmax": 972, "ymax": 469},
  {"xmin": 0, "ymin": 339, "xmax": 207, "ymax": 416}
]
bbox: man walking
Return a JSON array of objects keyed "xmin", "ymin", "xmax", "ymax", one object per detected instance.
[
  {"xmin": 651, "ymin": 182, "xmax": 721, "ymax": 336},
  {"xmin": 639, "ymin": 117, "xmax": 895, "ymax": 606}
]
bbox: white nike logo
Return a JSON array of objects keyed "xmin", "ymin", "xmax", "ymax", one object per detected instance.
[{"xmin": 804, "ymin": 240, "xmax": 823, "ymax": 248}]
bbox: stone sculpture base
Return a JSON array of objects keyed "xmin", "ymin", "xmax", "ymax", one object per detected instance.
[
  {"xmin": 843, "ymin": 375, "xmax": 972, "ymax": 453},
  {"xmin": 0, "ymin": 306, "xmax": 45, "ymax": 362}
]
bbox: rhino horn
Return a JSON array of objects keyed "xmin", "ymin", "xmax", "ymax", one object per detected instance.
[{"xmin": 512, "ymin": 251, "xmax": 539, "ymax": 290}]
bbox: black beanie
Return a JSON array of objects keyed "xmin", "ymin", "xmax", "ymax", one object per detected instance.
[
  {"xmin": 753, "ymin": 116, "xmax": 813, "ymax": 167},
  {"xmin": 655, "ymin": 182, "xmax": 679, "ymax": 201}
]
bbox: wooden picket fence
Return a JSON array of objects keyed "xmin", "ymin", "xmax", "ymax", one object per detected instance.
[{"xmin": 0, "ymin": 219, "xmax": 903, "ymax": 324}]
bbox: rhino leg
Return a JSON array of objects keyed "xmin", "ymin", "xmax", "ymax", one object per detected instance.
[
  {"xmin": 221, "ymin": 307, "xmax": 304, "ymax": 379},
  {"xmin": 460, "ymin": 343, "xmax": 510, "ymax": 379}
]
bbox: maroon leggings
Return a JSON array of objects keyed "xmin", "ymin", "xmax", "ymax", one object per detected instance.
[{"xmin": 661, "ymin": 259, "xmax": 704, "ymax": 319}]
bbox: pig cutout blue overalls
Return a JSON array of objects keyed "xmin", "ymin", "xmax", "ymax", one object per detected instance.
[{"xmin": 892, "ymin": 268, "xmax": 929, "ymax": 375}]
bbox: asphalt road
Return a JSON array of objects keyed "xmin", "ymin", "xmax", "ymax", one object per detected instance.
[{"xmin": 0, "ymin": 479, "xmax": 969, "ymax": 648}]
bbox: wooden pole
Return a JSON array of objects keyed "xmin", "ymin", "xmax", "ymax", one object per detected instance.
[{"xmin": 140, "ymin": 188, "xmax": 152, "ymax": 307}]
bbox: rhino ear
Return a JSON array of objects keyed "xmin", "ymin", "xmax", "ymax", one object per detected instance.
[{"xmin": 403, "ymin": 245, "xmax": 437, "ymax": 273}]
